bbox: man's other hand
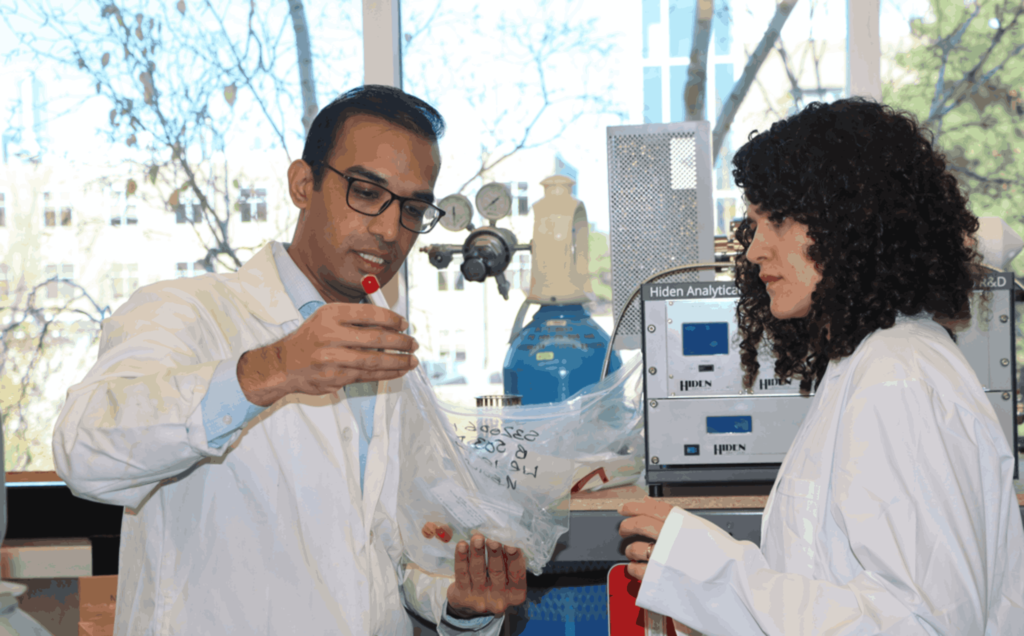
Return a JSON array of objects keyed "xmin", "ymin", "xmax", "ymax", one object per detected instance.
[
  {"xmin": 446, "ymin": 533, "xmax": 527, "ymax": 620},
  {"xmin": 238, "ymin": 303, "xmax": 418, "ymax": 406}
]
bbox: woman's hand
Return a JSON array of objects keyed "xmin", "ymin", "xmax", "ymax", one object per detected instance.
[{"xmin": 618, "ymin": 496, "xmax": 676, "ymax": 580}]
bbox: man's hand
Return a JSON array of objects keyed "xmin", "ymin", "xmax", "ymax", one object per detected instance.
[
  {"xmin": 446, "ymin": 534, "xmax": 527, "ymax": 620},
  {"xmin": 238, "ymin": 303, "xmax": 419, "ymax": 406},
  {"xmin": 618, "ymin": 496, "xmax": 676, "ymax": 580}
]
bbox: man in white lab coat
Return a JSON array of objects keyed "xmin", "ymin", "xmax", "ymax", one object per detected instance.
[
  {"xmin": 53, "ymin": 85, "xmax": 525, "ymax": 635},
  {"xmin": 619, "ymin": 98, "xmax": 1024, "ymax": 634}
]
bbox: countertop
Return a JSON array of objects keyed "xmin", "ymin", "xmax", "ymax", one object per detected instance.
[{"xmin": 569, "ymin": 480, "xmax": 1024, "ymax": 511}]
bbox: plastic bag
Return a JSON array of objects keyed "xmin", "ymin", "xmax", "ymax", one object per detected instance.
[
  {"xmin": 397, "ymin": 353, "xmax": 645, "ymax": 576},
  {"xmin": 568, "ymin": 352, "xmax": 645, "ymax": 494}
]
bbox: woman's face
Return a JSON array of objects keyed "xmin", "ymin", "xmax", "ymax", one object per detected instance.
[{"xmin": 744, "ymin": 204, "xmax": 822, "ymax": 320}]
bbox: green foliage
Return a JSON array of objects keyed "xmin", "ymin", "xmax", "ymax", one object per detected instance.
[
  {"xmin": 886, "ymin": 1, "xmax": 1024, "ymax": 252},
  {"xmin": 884, "ymin": 1, "xmax": 1024, "ymax": 367}
]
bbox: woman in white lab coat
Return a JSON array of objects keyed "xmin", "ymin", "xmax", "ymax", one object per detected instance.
[{"xmin": 619, "ymin": 97, "xmax": 1024, "ymax": 634}]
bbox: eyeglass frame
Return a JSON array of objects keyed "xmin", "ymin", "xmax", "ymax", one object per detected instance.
[{"xmin": 320, "ymin": 163, "xmax": 446, "ymax": 234}]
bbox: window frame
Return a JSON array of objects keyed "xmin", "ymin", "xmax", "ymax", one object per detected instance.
[
  {"xmin": 42, "ymin": 191, "xmax": 73, "ymax": 229},
  {"xmin": 239, "ymin": 186, "xmax": 268, "ymax": 223}
]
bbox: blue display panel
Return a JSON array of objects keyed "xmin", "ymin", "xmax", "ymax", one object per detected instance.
[
  {"xmin": 707, "ymin": 416, "xmax": 752, "ymax": 434},
  {"xmin": 683, "ymin": 322, "xmax": 728, "ymax": 355}
]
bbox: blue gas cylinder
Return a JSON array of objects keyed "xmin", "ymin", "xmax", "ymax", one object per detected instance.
[{"xmin": 504, "ymin": 304, "xmax": 621, "ymax": 405}]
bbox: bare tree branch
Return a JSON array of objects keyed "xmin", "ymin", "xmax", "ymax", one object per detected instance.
[
  {"xmin": 204, "ymin": 0, "xmax": 293, "ymax": 160},
  {"xmin": 684, "ymin": 0, "xmax": 714, "ymax": 121},
  {"xmin": 774, "ymin": 39, "xmax": 803, "ymax": 107},
  {"xmin": 926, "ymin": 2, "xmax": 982, "ymax": 135},
  {"xmin": 713, "ymin": 0, "xmax": 800, "ymax": 162},
  {"xmin": 288, "ymin": 0, "xmax": 318, "ymax": 135},
  {"xmin": 947, "ymin": 163, "xmax": 1019, "ymax": 186}
]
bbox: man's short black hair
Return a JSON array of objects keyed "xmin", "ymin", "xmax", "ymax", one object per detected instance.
[{"xmin": 301, "ymin": 85, "xmax": 446, "ymax": 190}]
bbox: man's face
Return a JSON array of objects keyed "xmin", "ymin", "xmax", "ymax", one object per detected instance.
[
  {"xmin": 744, "ymin": 203, "xmax": 822, "ymax": 320},
  {"xmin": 288, "ymin": 113, "xmax": 441, "ymax": 303}
]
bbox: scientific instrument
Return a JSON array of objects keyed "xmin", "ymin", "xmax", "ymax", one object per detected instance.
[
  {"xmin": 475, "ymin": 182, "xmax": 513, "ymax": 221},
  {"xmin": 422, "ymin": 183, "xmax": 530, "ymax": 300},
  {"xmin": 607, "ymin": 122, "xmax": 715, "ymax": 351},
  {"xmin": 640, "ymin": 274, "xmax": 1019, "ymax": 491},
  {"xmin": 437, "ymin": 194, "xmax": 473, "ymax": 232}
]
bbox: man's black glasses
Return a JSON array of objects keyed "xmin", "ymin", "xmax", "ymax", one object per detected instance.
[{"xmin": 321, "ymin": 163, "xmax": 445, "ymax": 234}]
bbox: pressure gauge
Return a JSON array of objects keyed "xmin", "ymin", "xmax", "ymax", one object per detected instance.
[
  {"xmin": 437, "ymin": 194, "xmax": 473, "ymax": 232},
  {"xmin": 475, "ymin": 182, "xmax": 513, "ymax": 221}
]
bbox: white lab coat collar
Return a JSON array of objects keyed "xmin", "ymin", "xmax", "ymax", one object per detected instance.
[
  {"xmin": 233, "ymin": 243, "xmax": 303, "ymax": 325},
  {"xmin": 825, "ymin": 312, "xmax": 939, "ymax": 381}
]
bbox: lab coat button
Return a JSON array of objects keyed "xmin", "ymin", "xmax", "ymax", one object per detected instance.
[
  {"xmin": 222, "ymin": 415, "xmax": 232, "ymax": 425},
  {"xmin": 342, "ymin": 427, "xmax": 353, "ymax": 442}
]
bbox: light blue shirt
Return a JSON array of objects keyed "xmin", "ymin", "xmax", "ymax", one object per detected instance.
[
  {"xmin": 198, "ymin": 242, "xmax": 494, "ymax": 632},
  {"xmin": 199, "ymin": 242, "xmax": 375, "ymax": 493}
]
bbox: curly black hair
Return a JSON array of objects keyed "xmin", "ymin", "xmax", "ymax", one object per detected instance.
[{"xmin": 732, "ymin": 97, "xmax": 982, "ymax": 393}]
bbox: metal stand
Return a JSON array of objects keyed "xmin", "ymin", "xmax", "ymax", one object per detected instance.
[{"xmin": 648, "ymin": 484, "xmax": 663, "ymax": 497}]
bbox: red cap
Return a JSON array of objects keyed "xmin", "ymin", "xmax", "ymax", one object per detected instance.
[{"xmin": 361, "ymin": 275, "xmax": 380, "ymax": 295}]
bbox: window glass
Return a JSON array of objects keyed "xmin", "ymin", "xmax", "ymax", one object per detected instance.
[
  {"xmin": 402, "ymin": 0, "xmax": 631, "ymax": 404},
  {"xmin": 669, "ymin": 0, "xmax": 696, "ymax": 58},
  {"xmin": 644, "ymin": 67, "xmax": 664, "ymax": 123},
  {"xmin": 880, "ymin": 0, "xmax": 1024, "ymax": 369},
  {"xmin": 720, "ymin": 0, "xmax": 848, "ymax": 233},
  {"xmin": 402, "ymin": 0, "xmax": 847, "ymax": 406},
  {"xmin": 0, "ymin": 1, "xmax": 361, "ymax": 472}
]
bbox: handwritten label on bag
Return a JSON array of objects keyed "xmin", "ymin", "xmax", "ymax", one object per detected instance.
[{"xmin": 430, "ymin": 484, "xmax": 487, "ymax": 528}]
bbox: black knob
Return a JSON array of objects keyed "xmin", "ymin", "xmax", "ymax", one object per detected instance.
[
  {"xmin": 428, "ymin": 248, "xmax": 453, "ymax": 269},
  {"xmin": 461, "ymin": 258, "xmax": 488, "ymax": 282}
]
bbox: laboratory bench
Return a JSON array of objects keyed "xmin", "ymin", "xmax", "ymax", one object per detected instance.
[
  {"xmin": 4, "ymin": 476, "xmax": 1024, "ymax": 635},
  {"xmin": 553, "ymin": 478, "xmax": 1024, "ymax": 564}
]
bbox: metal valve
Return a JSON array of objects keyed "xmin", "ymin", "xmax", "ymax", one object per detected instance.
[{"xmin": 421, "ymin": 226, "xmax": 529, "ymax": 300}]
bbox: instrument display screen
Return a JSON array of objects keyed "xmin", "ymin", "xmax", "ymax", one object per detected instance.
[
  {"xmin": 683, "ymin": 322, "xmax": 728, "ymax": 356},
  {"xmin": 707, "ymin": 416, "xmax": 753, "ymax": 434}
]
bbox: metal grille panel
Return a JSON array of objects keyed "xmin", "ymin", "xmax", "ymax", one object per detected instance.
[{"xmin": 606, "ymin": 122, "xmax": 714, "ymax": 348}]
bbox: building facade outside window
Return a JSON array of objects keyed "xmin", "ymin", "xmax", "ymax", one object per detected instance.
[
  {"xmin": 43, "ymin": 191, "xmax": 73, "ymax": 227},
  {"xmin": 109, "ymin": 263, "xmax": 139, "ymax": 299},
  {"xmin": 110, "ymin": 190, "xmax": 139, "ymax": 226},
  {"xmin": 509, "ymin": 253, "xmax": 531, "ymax": 293},
  {"xmin": 437, "ymin": 270, "xmax": 465, "ymax": 291},
  {"xmin": 174, "ymin": 200, "xmax": 202, "ymax": 224},
  {"xmin": 44, "ymin": 264, "xmax": 74, "ymax": 300},
  {"xmin": 239, "ymin": 187, "xmax": 267, "ymax": 222},
  {"xmin": 175, "ymin": 261, "xmax": 205, "ymax": 278},
  {"xmin": 43, "ymin": 191, "xmax": 54, "ymax": 227}
]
